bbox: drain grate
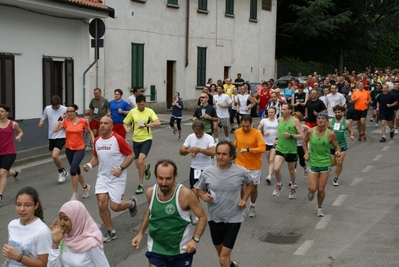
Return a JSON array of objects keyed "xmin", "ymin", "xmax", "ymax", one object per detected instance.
[{"xmin": 260, "ymin": 233, "xmax": 301, "ymax": 244}]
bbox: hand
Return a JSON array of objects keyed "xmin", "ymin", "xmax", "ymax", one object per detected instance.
[
  {"xmin": 240, "ymin": 148, "xmax": 247, "ymax": 153},
  {"xmin": 118, "ymin": 108, "xmax": 123, "ymax": 114},
  {"xmin": 132, "ymin": 234, "xmax": 142, "ymax": 249},
  {"xmin": 303, "ymin": 153, "xmax": 309, "ymax": 161},
  {"xmin": 283, "ymin": 132, "xmax": 291, "ymax": 138},
  {"xmin": 350, "ymin": 135, "xmax": 355, "ymax": 141},
  {"xmin": 201, "ymin": 193, "xmax": 213, "ymax": 202},
  {"xmin": 238, "ymin": 199, "xmax": 247, "ymax": 209},
  {"xmin": 15, "ymin": 136, "xmax": 21, "ymax": 142},
  {"xmin": 50, "ymin": 219, "xmax": 64, "ymax": 244},
  {"xmin": 182, "ymin": 239, "xmax": 198, "ymax": 253},
  {"xmin": 111, "ymin": 167, "xmax": 123, "ymax": 177},
  {"xmin": 335, "ymin": 151, "xmax": 341, "ymax": 157},
  {"xmin": 263, "ymin": 132, "xmax": 270, "ymax": 137},
  {"xmin": 2, "ymin": 244, "xmax": 19, "ymax": 262},
  {"xmin": 83, "ymin": 163, "xmax": 91, "ymax": 172}
]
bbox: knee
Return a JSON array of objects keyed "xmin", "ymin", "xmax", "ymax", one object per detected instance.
[
  {"xmin": 219, "ymin": 254, "xmax": 230, "ymax": 267},
  {"xmin": 109, "ymin": 202, "xmax": 121, "ymax": 212},
  {"xmin": 98, "ymin": 201, "xmax": 108, "ymax": 211},
  {"xmin": 308, "ymin": 185, "xmax": 317, "ymax": 193},
  {"xmin": 289, "ymin": 169, "xmax": 296, "ymax": 176}
]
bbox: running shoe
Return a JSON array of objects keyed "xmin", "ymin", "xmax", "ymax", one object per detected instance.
[
  {"xmin": 288, "ymin": 182, "xmax": 297, "ymax": 188},
  {"xmin": 272, "ymin": 184, "xmax": 283, "ymax": 196},
  {"xmin": 380, "ymin": 137, "xmax": 386, "ymax": 142},
  {"xmin": 129, "ymin": 196, "xmax": 138, "ymax": 217},
  {"xmin": 70, "ymin": 193, "xmax": 79, "ymax": 200},
  {"xmin": 104, "ymin": 230, "xmax": 117, "ymax": 243},
  {"xmin": 13, "ymin": 169, "xmax": 21, "ymax": 183},
  {"xmin": 333, "ymin": 178, "xmax": 339, "ymax": 186},
  {"xmin": 82, "ymin": 184, "xmax": 90, "ymax": 199},
  {"xmin": 135, "ymin": 185, "xmax": 144, "ymax": 194},
  {"xmin": 375, "ymin": 123, "xmax": 379, "ymax": 128},
  {"xmin": 144, "ymin": 163, "xmax": 151, "ymax": 180},
  {"xmin": 316, "ymin": 207, "xmax": 324, "ymax": 217},
  {"xmin": 232, "ymin": 261, "xmax": 240, "ymax": 267},
  {"xmin": 362, "ymin": 134, "xmax": 367, "ymax": 141},
  {"xmin": 230, "ymin": 128, "xmax": 235, "ymax": 133},
  {"xmin": 58, "ymin": 170, "xmax": 68, "ymax": 183},
  {"xmin": 395, "ymin": 129, "xmax": 399, "ymax": 134},
  {"xmin": 289, "ymin": 188, "xmax": 296, "ymax": 199},
  {"xmin": 248, "ymin": 206, "xmax": 256, "ymax": 218},
  {"xmin": 358, "ymin": 135, "xmax": 362, "ymax": 141},
  {"xmin": 390, "ymin": 130, "xmax": 394, "ymax": 138},
  {"xmin": 304, "ymin": 169, "xmax": 308, "ymax": 179},
  {"xmin": 370, "ymin": 117, "xmax": 373, "ymax": 122},
  {"xmin": 265, "ymin": 175, "xmax": 271, "ymax": 185},
  {"xmin": 307, "ymin": 192, "xmax": 314, "ymax": 201},
  {"xmin": 172, "ymin": 129, "xmax": 177, "ymax": 136},
  {"xmin": 178, "ymin": 136, "xmax": 182, "ymax": 141}
]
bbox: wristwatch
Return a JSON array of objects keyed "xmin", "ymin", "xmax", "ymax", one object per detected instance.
[
  {"xmin": 119, "ymin": 166, "xmax": 125, "ymax": 171},
  {"xmin": 192, "ymin": 236, "xmax": 200, "ymax": 243}
]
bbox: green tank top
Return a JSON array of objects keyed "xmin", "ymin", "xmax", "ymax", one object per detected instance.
[
  {"xmin": 148, "ymin": 184, "xmax": 194, "ymax": 256},
  {"xmin": 329, "ymin": 117, "xmax": 347, "ymax": 149},
  {"xmin": 309, "ymin": 127, "xmax": 331, "ymax": 167},
  {"xmin": 275, "ymin": 117, "xmax": 297, "ymax": 154}
]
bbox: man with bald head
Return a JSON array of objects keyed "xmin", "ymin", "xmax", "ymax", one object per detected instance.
[{"xmin": 83, "ymin": 116, "xmax": 137, "ymax": 243}]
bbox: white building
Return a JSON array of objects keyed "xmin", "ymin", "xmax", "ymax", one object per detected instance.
[
  {"xmin": 94, "ymin": 0, "xmax": 277, "ymax": 110},
  {"xmin": 0, "ymin": 0, "xmax": 114, "ymax": 149}
]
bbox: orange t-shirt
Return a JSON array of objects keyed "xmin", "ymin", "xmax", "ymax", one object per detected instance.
[
  {"xmin": 234, "ymin": 128, "xmax": 266, "ymax": 170},
  {"xmin": 351, "ymin": 90, "xmax": 370, "ymax": 111},
  {"xmin": 62, "ymin": 118, "xmax": 88, "ymax": 150}
]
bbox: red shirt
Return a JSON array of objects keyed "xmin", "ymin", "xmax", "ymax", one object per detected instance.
[
  {"xmin": 62, "ymin": 118, "xmax": 89, "ymax": 150},
  {"xmin": 258, "ymin": 89, "xmax": 271, "ymax": 111}
]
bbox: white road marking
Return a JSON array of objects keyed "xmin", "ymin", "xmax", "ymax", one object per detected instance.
[
  {"xmin": 388, "ymin": 140, "xmax": 395, "ymax": 144},
  {"xmin": 382, "ymin": 146, "xmax": 390, "ymax": 152},
  {"xmin": 361, "ymin": 165, "xmax": 373, "ymax": 173},
  {"xmin": 294, "ymin": 240, "xmax": 314, "ymax": 255},
  {"xmin": 315, "ymin": 214, "xmax": 333, "ymax": 230},
  {"xmin": 373, "ymin": 155, "xmax": 383, "ymax": 161},
  {"xmin": 332, "ymin": 195, "xmax": 348, "ymax": 206},
  {"xmin": 349, "ymin": 178, "xmax": 362, "ymax": 186}
]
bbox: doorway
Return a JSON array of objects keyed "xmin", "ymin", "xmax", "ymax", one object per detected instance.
[{"xmin": 224, "ymin": 66, "xmax": 230, "ymax": 82}]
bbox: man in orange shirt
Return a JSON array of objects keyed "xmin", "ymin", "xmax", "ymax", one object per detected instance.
[
  {"xmin": 234, "ymin": 115, "xmax": 266, "ymax": 218},
  {"xmin": 351, "ymin": 81, "xmax": 371, "ymax": 141}
]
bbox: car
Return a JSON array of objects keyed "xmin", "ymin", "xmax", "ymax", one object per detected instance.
[{"xmin": 276, "ymin": 76, "xmax": 293, "ymax": 89}]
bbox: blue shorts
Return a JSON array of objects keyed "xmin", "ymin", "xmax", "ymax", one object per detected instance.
[
  {"xmin": 371, "ymin": 105, "xmax": 377, "ymax": 111},
  {"xmin": 145, "ymin": 251, "xmax": 196, "ymax": 267},
  {"xmin": 258, "ymin": 110, "xmax": 265, "ymax": 118},
  {"xmin": 330, "ymin": 147, "xmax": 347, "ymax": 154}
]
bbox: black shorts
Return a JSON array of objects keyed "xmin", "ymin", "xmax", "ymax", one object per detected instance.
[
  {"xmin": 346, "ymin": 111, "xmax": 355, "ymax": 121},
  {"xmin": 266, "ymin": 145, "xmax": 275, "ymax": 151},
  {"xmin": 275, "ymin": 150, "xmax": 297, "ymax": 162},
  {"xmin": 49, "ymin": 138, "xmax": 66, "ymax": 151},
  {"xmin": 0, "ymin": 154, "xmax": 17, "ymax": 171},
  {"xmin": 189, "ymin": 167, "xmax": 203, "ymax": 189},
  {"xmin": 132, "ymin": 140, "xmax": 152, "ymax": 159},
  {"xmin": 354, "ymin": 109, "xmax": 368, "ymax": 120},
  {"xmin": 208, "ymin": 221, "xmax": 241, "ymax": 249},
  {"xmin": 379, "ymin": 111, "xmax": 394, "ymax": 121}
]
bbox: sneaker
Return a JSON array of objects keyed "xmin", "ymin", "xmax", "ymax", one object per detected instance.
[
  {"xmin": 129, "ymin": 196, "xmax": 138, "ymax": 217},
  {"xmin": 104, "ymin": 230, "xmax": 117, "ymax": 243},
  {"xmin": 395, "ymin": 129, "xmax": 398, "ymax": 134},
  {"xmin": 172, "ymin": 129, "xmax": 177, "ymax": 136},
  {"xmin": 316, "ymin": 207, "xmax": 324, "ymax": 217},
  {"xmin": 178, "ymin": 136, "xmax": 182, "ymax": 140},
  {"xmin": 13, "ymin": 169, "xmax": 21, "ymax": 183},
  {"xmin": 288, "ymin": 182, "xmax": 297, "ymax": 188},
  {"xmin": 304, "ymin": 169, "xmax": 308, "ymax": 179},
  {"xmin": 135, "ymin": 185, "xmax": 144, "ymax": 194},
  {"xmin": 307, "ymin": 192, "xmax": 314, "ymax": 201},
  {"xmin": 380, "ymin": 137, "xmax": 386, "ymax": 142},
  {"xmin": 362, "ymin": 134, "xmax": 367, "ymax": 141},
  {"xmin": 289, "ymin": 188, "xmax": 296, "ymax": 199},
  {"xmin": 232, "ymin": 261, "xmax": 239, "ymax": 267},
  {"xmin": 70, "ymin": 193, "xmax": 79, "ymax": 200},
  {"xmin": 265, "ymin": 175, "xmax": 271, "ymax": 185},
  {"xmin": 218, "ymin": 122, "xmax": 222, "ymax": 129},
  {"xmin": 248, "ymin": 206, "xmax": 256, "ymax": 218},
  {"xmin": 230, "ymin": 128, "xmax": 235, "ymax": 133},
  {"xmin": 58, "ymin": 170, "xmax": 68, "ymax": 183},
  {"xmin": 82, "ymin": 184, "xmax": 90, "ymax": 199},
  {"xmin": 375, "ymin": 123, "xmax": 379, "ymax": 128},
  {"xmin": 333, "ymin": 178, "xmax": 339, "ymax": 186},
  {"xmin": 390, "ymin": 130, "xmax": 394, "ymax": 138},
  {"xmin": 370, "ymin": 117, "xmax": 373, "ymax": 122},
  {"xmin": 358, "ymin": 135, "xmax": 362, "ymax": 141},
  {"xmin": 272, "ymin": 184, "xmax": 283, "ymax": 196},
  {"xmin": 144, "ymin": 163, "xmax": 151, "ymax": 180}
]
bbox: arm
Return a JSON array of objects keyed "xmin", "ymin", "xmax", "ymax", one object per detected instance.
[
  {"xmin": 83, "ymin": 156, "xmax": 99, "ymax": 172},
  {"xmin": 291, "ymin": 95, "xmax": 296, "ymax": 106},
  {"xmin": 346, "ymin": 120, "xmax": 355, "ymax": 141},
  {"xmin": 238, "ymin": 181, "xmax": 254, "ymax": 208},
  {"xmin": 88, "ymin": 247, "xmax": 110, "ymax": 267},
  {"xmin": 86, "ymin": 127, "xmax": 95, "ymax": 144},
  {"xmin": 329, "ymin": 130, "xmax": 341, "ymax": 157},
  {"xmin": 302, "ymin": 129, "xmax": 311, "ymax": 161},
  {"xmin": 53, "ymin": 112, "xmax": 66, "ymax": 132},
  {"xmin": 110, "ymin": 152, "xmax": 135, "ymax": 178},
  {"xmin": 38, "ymin": 118, "xmax": 45, "ymax": 128},
  {"xmin": 143, "ymin": 119, "xmax": 161, "ymax": 129},
  {"xmin": 132, "ymin": 188, "xmax": 153, "ymax": 249},
  {"xmin": 2, "ymin": 245, "xmax": 48, "ymax": 267},
  {"xmin": 12, "ymin": 122, "xmax": 23, "ymax": 142}
]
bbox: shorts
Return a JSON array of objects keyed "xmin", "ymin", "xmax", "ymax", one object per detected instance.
[
  {"xmin": 309, "ymin": 166, "xmax": 331, "ymax": 173},
  {"xmin": 248, "ymin": 170, "xmax": 261, "ymax": 185},
  {"xmin": 379, "ymin": 111, "xmax": 394, "ymax": 121},
  {"xmin": 305, "ymin": 121, "xmax": 317, "ymax": 128},
  {"xmin": 0, "ymin": 154, "xmax": 17, "ymax": 171},
  {"xmin": 371, "ymin": 105, "xmax": 377, "ymax": 111},
  {"xmin": 133, "ymin": 140, "xmax": 152, "ymax": 159},
  {"xmin": 266, "ymin": 144, "xmax": 275, "ymax": 151},
  {"xmin": 354, "ymin": 109, "xmax": 368, "ymax": 120},
  {"xmin": 90, "ymin": 119, "xmax": 100, "ymax": 130},
  {"xmin": 95, "ymin": 176, "xmax": 126, "ymax": 204},
  {"xmin": 208, "ymin": 221, "xmax": 241, "ymax": 249},
  {"xmin": 258, "ymin": 110, "xmax": 265, "ymax": 118},
  {"xmin": 395, "ymin": 110, "xmax": 399, "ymax": 116},
  {"xmin": 218, "ymin": 117, "xmax": 229, "ymax": 127},
  {"xmin": 112, "ymin": 123, "xmax": 127, "ymax": 139},
  {"xmin": 275, "ymin": 150, "xmax": 297, "ymax": 162},
  {"xmin": 330, "ymin": 147, "xmax": 347, "ymax": 155},
  {"xmin": 346, "ymin": 111, "xmax": 355, "ymax": 121},
  {"xmin": 189, "ymin": 167, "xmax": 203, "ymax": 189},
  {"xmin": 49, "ymin": 138, "xmax": 66, "ymax": 151},
  {"xmin": 145, "ymin": 251, "xmax": 196, "ymax": 267}
]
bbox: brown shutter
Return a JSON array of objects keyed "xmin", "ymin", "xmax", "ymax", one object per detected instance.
[
  {"xmin": 65, "ymin": 58, "xmax": 74, "ymax": 105},
  {"xmin": 42, "ymin": 57, "xmax": 53, "ymax": 109}
]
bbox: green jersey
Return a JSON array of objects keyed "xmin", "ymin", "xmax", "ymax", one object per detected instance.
[
  {"xmin": 309, "ymin": 128, "xmax": 331, "ymax": 167},
  {"xmin": 275, "ymin": 117, "xmax": 297, "ymax": 154},
  {"xmin": 329, "ymin": 117, "xmax": 347, "ymax": 149}
]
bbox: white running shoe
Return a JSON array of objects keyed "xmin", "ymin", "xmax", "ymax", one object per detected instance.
[
  {"xmin": 265, "ymin": 175, "xmax": 271, "ymax": 185},
  {"xmin": 316, "ymin": 207, "xmax": 324, "ymax": 217},
  {"xmin": 248, "ymin": 206, "xmax": 256, "ymax": 218},
  {"xmin": 272, "ymin": 184, "xmax": 283, "ymax": 196},
  {"xmin": 82, "ymin": 184, "xmax": 90, "ymax": 199},
  {"xmin": 395, "ymin": 129, "xmax": 398, "ymax": 134},
  {"xmin": 289, "ymin": 188, "xmax": 296, "ymax": 199},
  {"xmin": 58, "ymin": 170, "xmax": 68, "ymax": 183}
]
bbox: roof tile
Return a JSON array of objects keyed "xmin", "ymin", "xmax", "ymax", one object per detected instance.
[{"xmin": 66, "ymin": 0, "xmax": 109, "ymax": 10}]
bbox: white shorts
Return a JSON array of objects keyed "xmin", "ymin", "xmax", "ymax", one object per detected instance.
[
  {"xmin": 248, "ymin": 170, "xmax": 261, "ymax": 185},
  {"xmin": 95, "ymin": 176, "xmax": 126, "ymax": 204},
  {"xmin": 218, "ymin": 117, "xmax": 229, "ymax": 127}
]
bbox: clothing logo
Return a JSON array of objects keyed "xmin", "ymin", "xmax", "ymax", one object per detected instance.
[
  {"xmin": 185, "ymin": 260, "xmax": 191, "ymax": 265},
  {"xmin": 97, "ymin": 145, "xmax": 111, "ymax": 150},
  {"xmin": 165, "ymin": 204, "xmax": 176, "ymax": 215}
]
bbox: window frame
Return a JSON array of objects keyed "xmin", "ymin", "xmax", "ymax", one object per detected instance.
[
  {"xmin": 198, "ymin": 0, "xmax": 208, "ymax": 12},
  {"xmin": 250, "ymin": 0, "xmax": 258, "ymax": 21},
  {"xmin": 225, "ymin": 0, "xmax": 234, "ymax": 16}
]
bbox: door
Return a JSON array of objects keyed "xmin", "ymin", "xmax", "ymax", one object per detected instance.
[
  {"xmin": 224, "ymin": 66, "xmax": 230, "ymax": 82},
  {"xmin": 166, "ymin": 61, "xmax": 175, "ymax": 109}
]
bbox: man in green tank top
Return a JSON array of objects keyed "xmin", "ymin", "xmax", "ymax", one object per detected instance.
[
  {"xmin": 132, "ymin": 159, "xmax": 207, "ymax": 267},
  {"xmin": 303, "ymin": 113, "xmax": 341, "ymax": 217},
  {"xmin": 329, "ymin": 105, "xmax": 355, "ymax": 186}
]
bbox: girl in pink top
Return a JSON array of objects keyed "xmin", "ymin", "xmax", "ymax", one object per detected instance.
[{"xmin": 0, "ymin": 104, "xmax": 23, "ymax": 206}]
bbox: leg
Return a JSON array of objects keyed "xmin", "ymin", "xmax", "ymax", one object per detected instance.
[
  {"xmin": 97, "ymin": 193, "xmax": 113, "ymax": 231},
  {"xmin": 334, "ymin": 151, "xmax": 346, "ymax": 179},
  {"xmin": 219, "ymin": 246, "xmax": 234, "ymax": 267},
  {"xmin": 273, "ymin": 155, "xmax": 285, "ymax": 183},
  {"xmin": 169, "ymin": 116, "xmax": 177, "ymax": 134},
  {"xmin": 360, "ymin": 117, "xmax": 366, "ymax": 135},
  {"xmin": 381, "ymin": 120, "xmax": 386, "ymax": 136},
  {"xmin": 176, "ymin": 118, "xmax": 182, "ymax": 138},
  {"xmin": 213, "ymin": 121, "xmax": 219, "ymax": 139},
  {"xmin": 135, "ymin": 153, "xmax": 147, "ymax": 185},
  {"xmin": 307, "ymin": 171, "xmax": 319, "ymax": 194},
  {"xmin": 267, "ymin": 149, "xmax": 275, "ymax": 177},
  {"xmin": 51, "ymin": 147, "xmax": 63, "ymax": 169},
  {"xmin": 287, "ymin": 161, "xmax": 297, "ymax": 185},
  {"xmin": 250, "ymin": 184, "xmax": 258, "ymax": 204},
  {"xmin": 0, "ymin": 168, "xmax": 8, "ymax": 196},
  {"xmin": 316, "ymin": 170, "xmax": 331, "ymax": 207},
  {"xmin": 330, "ymin": 154, "xmax": 336, "ymax": 167},
  {"xmin": 223, "ymin": 126, "xmax": 229, "ymax": 138}
]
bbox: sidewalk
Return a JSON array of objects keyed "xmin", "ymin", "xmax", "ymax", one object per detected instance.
[{"xmin": 14, "ymin": 110, "xmax": 195, "ymax": 167}]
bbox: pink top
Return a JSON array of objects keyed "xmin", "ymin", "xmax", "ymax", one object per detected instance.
[{"xmin": 0, "ymin": 120, "xmax": 16, "ymax": 155}]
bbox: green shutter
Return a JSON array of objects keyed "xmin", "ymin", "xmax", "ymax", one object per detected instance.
[
  {"xmin": 168, "ymin": 0, "xmax": 178, "ymax": 5},
  {"xmin": 250, "ymin": 0, "xmax": 257, "ymax": 20},
  {"xmin": 131, "ymin": 43, "xmax": 144, "ymax": 88},
  {"xmin": 226, "ymin": 0, "xmax": 234, "ymax": 15},
  {"xmin": 197, "ymin": 47, "xmax": 207, "ymax": 86},
  {"xmin": 198, "ymin": 0, "xmax": 207, "ymax": 11}
]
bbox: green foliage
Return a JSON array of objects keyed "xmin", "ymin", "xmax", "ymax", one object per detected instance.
[{"xmin": 371, "ymin": 35, "xmax": 399, "ymax": 68}]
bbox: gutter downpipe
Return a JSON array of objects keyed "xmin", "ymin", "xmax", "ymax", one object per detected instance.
[
  {"xmin": 185, "ymin": 0, "xmax": 189, "ymax": 67},
  {"xmin": 83, "ymin": 60, "xmax": 97, "ymax": 111}
]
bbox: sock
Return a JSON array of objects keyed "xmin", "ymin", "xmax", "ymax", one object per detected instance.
[
  {"xmin": 277, "ymin": 182, "xmax": 282, "ymax": 186},
  {"xmin": 13, "ymin": 171, "xmax": 19, "ymax": 177},
  {"xmin": 250, "ymin": 202, "xmax": 256, "ymax": 207},
  {"xmin": 131, "ymin": 200, "xmax": 135, "ymax": 208},
  {"xmin": 383, "ymin": 135, "xmax": 386, "ymax": 138},
  {"xmin": 58, "ymin": 168, "xmax": 63, "ymax": 173}
]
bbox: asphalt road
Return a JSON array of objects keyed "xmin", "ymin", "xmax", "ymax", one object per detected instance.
[{"xmin": 1, "ymin": 118, "xmax": 398, "ymax": 267}]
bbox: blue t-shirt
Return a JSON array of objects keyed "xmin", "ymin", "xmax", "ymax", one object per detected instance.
[
  {"xmin": 109, "ymin": 100, "xmax": 131, "ymax": 124},
  {"xmin": 284, "ymin": 88, "xmax": 295, "ymax": 99}
]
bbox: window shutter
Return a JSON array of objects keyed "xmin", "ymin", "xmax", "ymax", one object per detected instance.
[
  {"xmin": 0, "ymin": 55, "xmax": 15, "ymax": 119},
  {"xmin": 131, "ymin": 43, "xmax": 144, "ymax": 88},
  {"xmin": 65, "ymin": 58, "xmax": 74, "ymax": 106},
  {"xmin": 42, "ymin": 57, "xmax": 53, "ymax": 110},
  {"xmin": 198, "ymin": 0, "xmax": 207, "ymax": 11},
  {"xmin": 168, "ymin": 0, "xmax": 178, "ymax": 5},
  {"xmin": 226, "ymin": 0, "xmax": 234, "ymax": 15},
  {"xmin": 197, "ymin": 47, "xmax": 207, "ymax": 86},
  {"xmin": 250, "ymin": 0, "xmax": 257, "ymax": 20}
]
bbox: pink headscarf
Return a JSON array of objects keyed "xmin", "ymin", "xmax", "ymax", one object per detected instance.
[{"xmin": 60, "ymin": 200, "xmax": 104, "ymax": 253}]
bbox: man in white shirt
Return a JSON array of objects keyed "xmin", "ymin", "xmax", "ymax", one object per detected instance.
[
  {"xmin": 325, "ymin": 84, "xmax": 346, "ymax": 118},
  {"xmin": 213, "ymin": 85, "xmax": 232, "ymax": 143},
  {"xmin": 127, "ymin": 87, "xmax": 141, "ymax": 109},
  {"xmin": 38, "ymin": 95, "xmax": 68, "ymax": 183}
]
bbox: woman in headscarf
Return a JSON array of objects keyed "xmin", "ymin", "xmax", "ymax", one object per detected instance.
[{"xmin": 47, "ymin": 200, "xmax": 110, "ymax": 267}]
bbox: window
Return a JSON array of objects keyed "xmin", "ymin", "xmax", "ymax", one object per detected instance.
[
  {"xmin": 226, "ymin": 0, "xmax": 234, "ymax": 16},
  {"xmin": 198, "ymin": 0, "xmax": 207, "ymax": 11},
  {"xmin": 262, "ymin": 0, "xmax": 272, "ymax": 11},
  {"xmin": 0, "ymin": 54, "xmax": 15, "ymax": 119},
  {"xmin": 167, "ymin": 0, "xmax": 178, "ymax": 5},
  {"xmin": 250, "ymin": 0, "xmax": 258, "ymax": 20},
  {"xmin": 131, "ymin": 43, "xmax": 144, "ymax": 88},
  {"xmin": 42, "ymin": 57, "xmax": 74, "ymax": 109},
  {"xmin": 197, "ymin": 47, "xmax": 207, "ymax": 86}
]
